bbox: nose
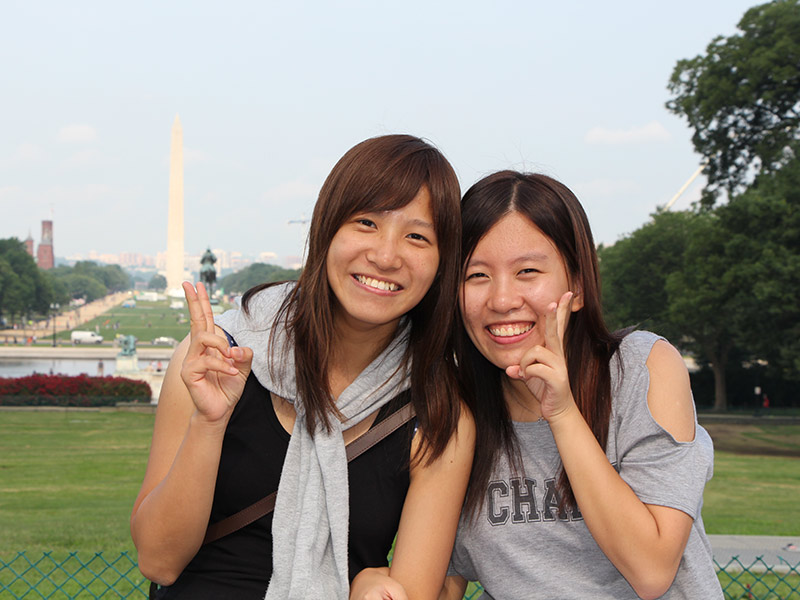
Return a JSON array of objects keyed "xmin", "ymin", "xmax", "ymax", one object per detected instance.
[
  {"xmin": 486, "ymin": 277, "xmax": 523, "ymax": 314},
  {"xmin": 366, "ymin": 232, "xmax": 402, "ymax": 271}
]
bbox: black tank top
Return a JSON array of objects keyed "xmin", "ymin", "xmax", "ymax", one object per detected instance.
[{"xmin": 155, "ymin": 373, "xmax": 413, "ymax": 599}]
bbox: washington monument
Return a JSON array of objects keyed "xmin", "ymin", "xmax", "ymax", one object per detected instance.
[{"xmin": 166, "ymin": 115, "xmax": 184, "ymax": 294}]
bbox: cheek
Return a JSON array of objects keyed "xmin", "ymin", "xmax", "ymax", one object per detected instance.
[
  {"xmin": 460, "ymin": 288, "xmax": 484, "ymax": 333},
  {"xmin": 413, "ymin": 250, "xmax": 440, "ymax": 288},
  {"xmin": 525, "ymin": 281, "xmax": 563, "ymax": 311}
]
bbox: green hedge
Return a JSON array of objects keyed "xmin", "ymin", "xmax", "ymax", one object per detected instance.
[{"xmin": 0, "ymin": 374, "xmax": 151, "ymax": 406}]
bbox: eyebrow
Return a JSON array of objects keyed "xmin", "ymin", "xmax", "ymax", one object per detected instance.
[
  {"xmin": 467, "ymin": 252, "xmax": 550, "ymax": 268},
  {"xmin": 407, "ymin": 218, "xmax": 435, "ymax": 230}
]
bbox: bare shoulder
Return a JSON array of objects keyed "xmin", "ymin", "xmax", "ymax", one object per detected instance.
[
  {"xmin": 645, "ymin": 339, "xmax": 695, "ymax": 443},
  {"xmin": 454, "ymin": 400, "xmax": 476, "ymax": 445},
  {"xmin": 410, "ymin": 401, "xmax": 475, "ymax": 478}
]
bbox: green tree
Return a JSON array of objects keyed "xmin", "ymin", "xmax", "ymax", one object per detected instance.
[
  {"xmin": 218, "ymin": 263, "xmax": 301, "ymax": 294},
  {"xmin": 0, "ymin": 238, "xmax": 53, "ymax": 325},
  {"xmin": 148, "ymin": 274, "xmax": 167, "ymax": 290},
  {"xmin": 599, "ymin": 211, "xmax": 693, "ymax": 337},
  {"xmin": 599, "ymin": 211, "xmax": 738, "ymax": 410},
  {"xmin": 716, "ymin": 159, "xmax": 800, "ymax": 379},
  {"xmin": 667, "ymin": 0, "xmax": 800, "ymax": 198},
  {"xmin": 59, "ymin": 274, "xmax": 108, "ymax": 303},
  {"xmin": 600, "ymin": 162, "xmax": 800, "ymax": 409},
  {"xmin": 71, "ymin": 261, "xmax": 131, "ymax": 292},
  {"xmin": 50, "ymin": 261, "xmax": 132, "ymax": 302},
  {"xmin": 664, "ymin": 213, "xmax": 740, "ymax": 411}
]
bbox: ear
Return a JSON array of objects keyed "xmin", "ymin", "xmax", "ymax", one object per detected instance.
[{"xmin": 570, "ymin": 285, "xmax": 584, "ymax": 312}]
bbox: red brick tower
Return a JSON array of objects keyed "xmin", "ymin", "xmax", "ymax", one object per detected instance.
[
  {"xmin": 24, "ymin": 233, "xmax": 35, "ymax": 257},
  {"xmin": 36, "ymin": 220, "xmax": 54, "ymax": 270}
]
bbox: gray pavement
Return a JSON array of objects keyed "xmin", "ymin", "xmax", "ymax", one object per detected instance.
[{"xmin": 709, "ymin": 535, "xmax": 800, "ymax": 572}]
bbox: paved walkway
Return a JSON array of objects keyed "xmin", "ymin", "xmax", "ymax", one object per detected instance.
[
  {"xmin": 0, "ymin": 291, "xmax": 130, "ymax": 344},
  {"xmin": 710, "ymin": 535, "xmax": 800, "ymax": 571}
]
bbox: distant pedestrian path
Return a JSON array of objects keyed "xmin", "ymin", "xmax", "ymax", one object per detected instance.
[
  {"xmin": 711, "ymin": 535, "xmax": 800, "ymax": 572},
  {"xmin": 0, "ymin": 292, "xmax": 129, "ymax": 345}
]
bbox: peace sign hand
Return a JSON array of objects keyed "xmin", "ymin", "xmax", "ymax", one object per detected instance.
[
  {"xmin": 180, "ymin": 281, "xmax": 253, "ymax": 424},
  {"xmin": 506, "ymin": 291, "xmax": 576, "ymax": 422}
]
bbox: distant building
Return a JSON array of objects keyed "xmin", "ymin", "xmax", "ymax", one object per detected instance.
[
  {"xmin": 36, "ymin": 220, "xmax": 54, "ymax": 270},
  {"xmin": 24, "ymin": 233, "xmax": 34, "ymax": 257}
]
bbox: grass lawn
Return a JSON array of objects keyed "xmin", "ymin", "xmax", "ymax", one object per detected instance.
[
  {"xmin": 1, "ymin": 412, "xmax": 798, "ymax": 556},
  {"xmin": 74, "ymin": 299, "xmax": 192, "ymax": 346},
  {"xmin": 701, "ymin": 423, "xmax": 800, "ymax": 535},
  {"xmin": 0, "ymin": 411, "xmax": 798, "ymax": 600},
  {"xmin": 703, "ymin": 450, "xmax": 800, "ymax": 535},
  {"xmin": 44, "ymin": 297, "xmax": 232, "ymax": 346},
  {"xmin": 0, "ymin": 410, "xmax": 153, "ymax": 557}
]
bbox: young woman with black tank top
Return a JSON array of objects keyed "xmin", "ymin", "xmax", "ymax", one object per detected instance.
[{"xmin": 130, "ymin": 135, "xmax": 475, "ymax": 600}]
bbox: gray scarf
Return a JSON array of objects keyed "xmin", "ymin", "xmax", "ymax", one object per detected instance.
[{"xmin": 215, "ymin": 282, "xmax": 410, "ymax": 599}]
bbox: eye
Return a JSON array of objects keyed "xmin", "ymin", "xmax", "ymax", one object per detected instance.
[
  {"xmin": 406, "ymin": 232, "xmax": 431, "ymax": 243},
  {"xmin": 518, "ymin": 268, "xmax": 540, "ymax": 275},
  {"xmin": 355, "ymin": 218, "xmax": 376, "ymax": 228},
  {"xmin": 465, "ymin": 271, "xmax": 488, "ymax": 281}
]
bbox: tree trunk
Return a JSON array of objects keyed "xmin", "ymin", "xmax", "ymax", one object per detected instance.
[{"xmin": 711, "ymin": 360, "xmax": 727, "ymax": 412}]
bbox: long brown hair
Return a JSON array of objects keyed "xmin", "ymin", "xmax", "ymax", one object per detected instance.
[
  {"xmin": 457, "ymin": 171, "xmax": 624, "ymax": 515},
  {"xmin": 244, "ymin": 134, "xmax": 462, "ymax": 462}
]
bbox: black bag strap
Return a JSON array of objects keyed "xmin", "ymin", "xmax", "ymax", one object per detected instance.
[{"xmin": 202, "ymin": 400, "xmax": 416, "ymax": 545}]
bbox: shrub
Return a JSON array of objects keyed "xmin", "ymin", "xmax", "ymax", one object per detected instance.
[{"xmin": 0, "ymin": 374, "xmax": 151, "ymax": 406}]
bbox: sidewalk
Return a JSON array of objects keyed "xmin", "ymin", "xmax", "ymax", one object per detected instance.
[
  {"xmin": 710, "ymin": 535, "xmax": 800, "ymax": 572},
  {"xmin": 0, "ymin": 291, "xmax": 130, "ymax": 343}
]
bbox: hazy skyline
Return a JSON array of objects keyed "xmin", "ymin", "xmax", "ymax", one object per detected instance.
[{"xmin": 2, "ymin": 1, "xmax": 759, "ymax": 267}]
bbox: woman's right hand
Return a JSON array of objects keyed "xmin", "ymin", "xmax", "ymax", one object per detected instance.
[
  {"xmin": 180, "ymin": 281, "xmax": 253, "ymax": 423},
  {"xmin": 350, "ymin": 567, "xmax": 408, "ymax": 600}
]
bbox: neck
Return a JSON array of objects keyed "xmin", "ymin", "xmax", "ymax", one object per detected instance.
[
  {"xmin": 502, "ymin": 377, "xmax": 542, "ymax": 422},
  {"xmin": 328, "ymin": 315, "xmax": 400, "ymax": 398}
]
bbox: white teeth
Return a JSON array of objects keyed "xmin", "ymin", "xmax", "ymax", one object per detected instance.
[
  {"xmin": 356, "ymin": 275, "xmax": 399, "ymax": 291},
  {"xmin": 489, "ymin": 323, "xmax": 533, "ymax": 337}
]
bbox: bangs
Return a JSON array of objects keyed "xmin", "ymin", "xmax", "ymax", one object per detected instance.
[{"xmin": 341, "ymin": 146, "xmax": 447, "ymax": 220}]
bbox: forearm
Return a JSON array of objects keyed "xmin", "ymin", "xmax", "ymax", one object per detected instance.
[
  {"xmin": 390, "ymin": 408, "xmax": 475, "ymax": 600},
  {"xmin": 548, "ymin": 404, "xmax": 687, "ymax": 598},
  {"xmin": 131, "ymin": 413, "xmax": 228, "ymax": 584},
  {"xmin": 438, "ymin": 575, "xmax": 467, "ymax": 600}
]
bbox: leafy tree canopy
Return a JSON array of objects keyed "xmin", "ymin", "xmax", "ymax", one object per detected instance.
[
  {"xmin": 50, "ymin": 261, "xmax": 132, "ymax": 301},
  {"xmin": 599, "ymin": 210, "xmax": 693, "ymax": 338},
  {"xmin": 716, "ymin": 157, "xmax": 800, "ymax": 378},
  {"xmin": 148, "ymin": 274, "xmax": 167, "ymax": 290},
  {"xmin": 599, "ymin": 158, "xmax": 800, "ymax": 408},
  {"xmin": 667, "ymin": 0, "xmax": 800, "ymax": 199},
  {"xmin": 219, "ymin": 263, "xmax": 301, "ymax": 294},
  {"xmin": 0, "ymin": 238, "xmax": 53, "ymax": 321}
]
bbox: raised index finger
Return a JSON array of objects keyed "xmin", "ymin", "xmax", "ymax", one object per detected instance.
[
  {"xmin": 544, "ymin": 291, "xmax": 573, "ymax": 356},
  {"xmin": 556, "ymin": 291, "xmax": 574, "ymax": 342}
]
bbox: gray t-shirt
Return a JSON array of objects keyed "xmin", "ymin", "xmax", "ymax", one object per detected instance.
[{"xmin": 449, "ymin": 331, "xmax": 723, "ymax": 599}]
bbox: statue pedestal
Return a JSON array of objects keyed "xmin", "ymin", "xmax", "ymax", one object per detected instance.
[{"xmin": 116, "ymin": 354, "xmax": 139, "ymax": 374}]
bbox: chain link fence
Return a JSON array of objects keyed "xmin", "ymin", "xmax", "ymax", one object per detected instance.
[{"xmin": 1, "ymin": 552, "xmax": 798, "ymax": 599}]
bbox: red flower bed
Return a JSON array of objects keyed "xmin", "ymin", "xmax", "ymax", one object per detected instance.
[{"xmin": 0, "ymin": 374, "xmax": 151, "ymax": 406}]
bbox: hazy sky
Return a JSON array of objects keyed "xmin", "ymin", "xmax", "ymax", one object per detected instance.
[{"xmin": 1, "ymin": 0, "xmax": 759, "ymax": 267}]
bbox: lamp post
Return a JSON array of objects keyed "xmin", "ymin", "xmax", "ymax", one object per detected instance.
[{"xmin": 50, "ymin": 303, "xmax": 59, "ymax": 347}]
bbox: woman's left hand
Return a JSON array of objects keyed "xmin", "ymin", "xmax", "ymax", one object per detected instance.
[
  {"xmin": 506, "ymin": 290, "xmax": 576, "ymax": 422},
  {"xmin": 350, "ymin": 567, "xmax": 409, "ymax": 600}
]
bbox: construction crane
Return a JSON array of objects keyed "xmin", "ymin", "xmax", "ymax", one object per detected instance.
[
  {"xmin": 663, "ymin": 159, "xmax": 709, "ymax": 211},
  {"xmin": 288, "ymin": 214, "xmax": 310, "ymax": 226}
]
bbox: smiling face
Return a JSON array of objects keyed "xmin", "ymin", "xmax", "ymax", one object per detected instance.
[
  {"xmin": 326, "ymin": 185, "xmax": 440, "ymax": 337},
  {"xmin": 460, "ymin": 210, "xmax": 583, "ymax": 370}
]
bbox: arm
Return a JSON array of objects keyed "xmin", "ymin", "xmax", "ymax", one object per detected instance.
[
  {"xmin": 511, "ymin": 295, "xmax": 695, "ymax": 599},
  {"xmin": 438, "ymin": 575, "xmax": 467, "ymax": 600},
  {"xmin": 387, "ymin": 405, "xmax": 475, "ymax": 600},
  {"xmin": 130, "ymin": 282, "xmax": 252, "ymax": 585}
]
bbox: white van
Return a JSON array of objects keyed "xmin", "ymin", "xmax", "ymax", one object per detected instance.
[{"xmin": 70, "ymin": 331, "xmax": 104, "ymax": 344}]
